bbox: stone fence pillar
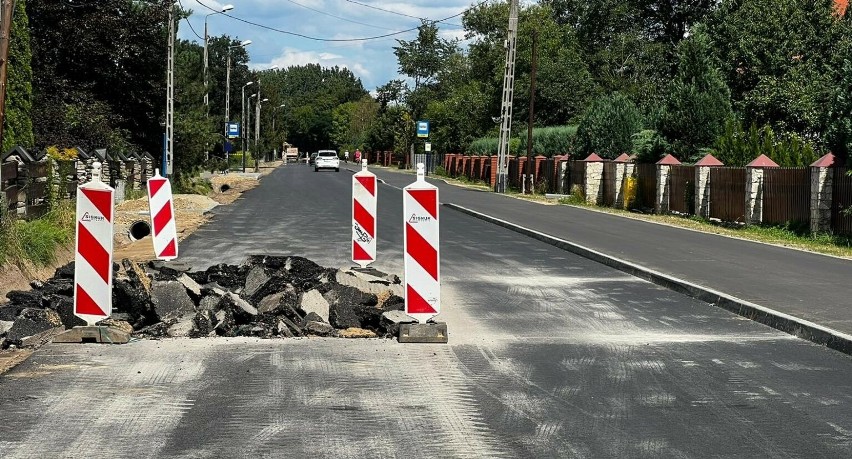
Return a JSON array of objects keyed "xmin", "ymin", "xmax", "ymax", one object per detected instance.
[
  {"xmin": 557, "ymin": 158, "xmax": 569, "ymax": 194},
  {"xmin": 582, "ymin": 153, "xmax": 604, "ymax": 204},
  {"xmin": 655, "ymin": 154, "xmax": 681, "ymax": 214},
  {"xmin": 810, "ymin": 153, "xmax": 835, "ymax": 233},
  {"xmin": 745, "ymin": 154, "xmax": 779, "ymax": 225},
  {"xmin": 612, "ymin": 153, "xmax": 630, "ymax": 208},
  {"xmin": 694, "ymin": 154, "xmax": 724, "ymax": 219}
]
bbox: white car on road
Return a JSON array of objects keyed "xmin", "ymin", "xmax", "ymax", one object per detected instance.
[{"xmin": 314, "ymin": 150, "xmax": 340, "ymax": 172}]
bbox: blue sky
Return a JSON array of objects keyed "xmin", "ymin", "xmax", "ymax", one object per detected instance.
[{"xmin": 178, "ymin": 0, "xmax": 475, "ymax": 92}]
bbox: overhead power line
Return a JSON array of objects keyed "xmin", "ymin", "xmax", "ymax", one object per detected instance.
[
  {"xmin": 176, "ymin": 0, "xmax": 205, "ymax": 40},
  {"xmin": 194, "ymin": 0, "xmax": 485, "ymax": 42},
  {"xmin": 284, "ymin": 0, "xmax": 396, "ymax": 31},
  {"xmin": 343, "ymin": 0, "xmax": 463, "ymax": 28}
]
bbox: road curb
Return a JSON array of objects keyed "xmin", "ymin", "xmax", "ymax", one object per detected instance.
[{"xmin": 444, "ymin": 202, "xmax": 852, "ymax": 355}]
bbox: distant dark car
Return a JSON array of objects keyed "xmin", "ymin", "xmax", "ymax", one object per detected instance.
[{"xmin": 308, "ymin": 152, "xmax": 318, "ymax": 166}]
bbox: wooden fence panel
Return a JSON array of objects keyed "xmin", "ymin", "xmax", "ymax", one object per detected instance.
[
  {"xmin": 541, "ymin": 158, "xmax": 557, "ymax": 194},
  {"xmin": 507, "ymin": 158, "xmax": 520, "ymax": 189},
  {"xmin": 763, "ymin": 168, "xmax": 810, "ymax": 226},
  {"xmin": 1, "ymin": 161, "xmax": 16, "ymax": 183},
  {"xmin": 4, "ymin": 184, "xmax": 17, "ymax": 209},
  {"xmin": 565, "ymin": 160, "xmax": 585, "ymax": 195},
  {"xmin": 25, "ymin": 161, "xmax": 49, "ymax": 178},
  {"xmin": 831, "ymin": 167, "xmax": 852, "ymax": 235},
  {"xmin": 2, "ymin": 161, "xmax": 18, "ymax": 210},
  {"xmin": 710, "ymin": 167, "xmax": 747, "ymax": 223},
  {"xmin": 26, "ymin": 181, "xmax": 48, "ymax": 200},
  {"xmin": 602, "ymin": 162, "xmax": 617, "ymax": 207},
  {"xmin": 669, "ymin": 165, "xmax": 695, "ymax": 214},
  {"xmin": 635, "ymin": 163, "xmax": 657, "ymax": 209}
]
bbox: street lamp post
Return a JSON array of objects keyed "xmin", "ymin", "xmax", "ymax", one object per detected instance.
[
  {"xmin": 255, "ymin": 65, "xmax": 277, "ymax": 165},
  {"xmin": 239, "ymin": 81, "xmax": 254, "ymax": 170},
  {"xmin": 203, "ymin": 4, "xmax": 234, "ymax": 161},
  {"xmin": 225, "ymin": 39, "xmax": 252, "ymax": 131},
  {"xmin": 244, "ymin": 93, "xmax": 257, "ymax": 173},
  {"xmin": 255, "ymin": 97, "xmax": 268, "ymax": 172}
]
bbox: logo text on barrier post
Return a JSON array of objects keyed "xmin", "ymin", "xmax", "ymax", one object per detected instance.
[
  {"xmin": 408, "ymin": 213, "xmax": 431, "ymax": 224},
  {"xmin": 354, "ymin": 224, "xmax": 373, "ymax": 243},
  {"xmin": 81, "ymin": 212, "xmax": 106, "ymax": 223}
]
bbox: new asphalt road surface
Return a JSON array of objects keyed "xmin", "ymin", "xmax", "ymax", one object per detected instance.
[{"xmin": 1, "ymin": 163, "xmax": 851, "ymax": 457}]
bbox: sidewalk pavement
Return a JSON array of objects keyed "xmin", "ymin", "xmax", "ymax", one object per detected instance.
[{"xmin": 364, "ymin": 166, "xmax": 852, "ymax": 353}]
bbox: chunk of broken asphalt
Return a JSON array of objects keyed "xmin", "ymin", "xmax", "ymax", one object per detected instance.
[
  {"xmin": 0, "ymin": 256, "xmax": 409, "ymax": 343},
  {"xmin": 5, "ymin": 308, "xmax": 63, "ymax": 347},
  {"xmin": 299, "ymin": 289, "xmax": 330, "ymax": 323},
  {"xmin": 150, "ymin": 280, "xmax": 196, "ymax": 322}
]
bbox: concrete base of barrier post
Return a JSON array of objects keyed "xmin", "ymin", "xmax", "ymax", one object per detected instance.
[
  {"xmin": 53, "ymin": 326, "xmax": 130, "ymax": 344},
  {"xmin": 398, "ymin": 322, "xmax": 448, "ymax": 344}
]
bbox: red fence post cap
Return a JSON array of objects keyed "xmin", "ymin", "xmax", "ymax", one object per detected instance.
[
  {"xmin": 656, "ymin": 154, "xmax": 682, "ymax": 165},
  {"xmin": 746, "ymin": 154, "xmax": 780, "ymax": 168},
  {"xmin": 695, "ymin": 154, "xmax": 724, "ymax": 166},
  {"xmin": 810, "ymin": 152, "xmax": 836, "ymax": 168}
]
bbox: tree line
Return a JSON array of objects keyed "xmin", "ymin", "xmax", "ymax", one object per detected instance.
[
  {"xmin": 375, "ymin": 0, "xmax": 852, "ymax": 166},
  {"xmin": 3, "ymin": 0, "xmax": 851, "ymax": 177}
]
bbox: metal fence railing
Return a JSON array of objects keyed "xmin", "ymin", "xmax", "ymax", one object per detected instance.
[
  {"xmin": 602, "ymin": 161, "xmax": 617, "ymax": 207},
  {"xmin": 635, "ymin": 163, "xmax": 657, "ymax": 209},
  {"xmin": 832, "ymin": 167, "xmax": 852, "ymax": 235},
  {"xmin": 763, "ymin": 167, "xmax": 811, "ymax": 226},
  {"xmin": 668, "ymin": 165, "xmax": 695, "ymax": 214},
  {"xmin": 710, "ymin": 167, "xmax": 747, "ymax": 223}
]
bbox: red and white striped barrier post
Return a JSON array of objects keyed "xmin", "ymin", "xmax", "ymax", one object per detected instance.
[
  {"xmin": 73, "ymin": 161, "xmax": 115, "ymax": 326},
  {"xmin": 352, "ymin": 159, "xmax": 377, "ymax": 268},
  {"xmin": 147, "ymin": 169, "xmax": 178, "ymax": 260},
  {"xmin": 403, "ymin": 163, "xmax": 440, "ymax": 323}
]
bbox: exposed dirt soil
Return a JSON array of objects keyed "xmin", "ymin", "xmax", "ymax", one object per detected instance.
[
  {"xmin": 0, "ymin": 246, "xmax": 75, "ymax": 301},
  {"xmin": 0, "ymin": 162, "xmax": 282, "ymax": 305}
]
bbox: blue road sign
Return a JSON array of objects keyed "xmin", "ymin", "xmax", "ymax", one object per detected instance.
[
  {"xmin": 224, "ymin": 140, "xmax": 233, "ymax": 153},
  {"xmin": 417, "ymin": 120, "xmax": 429, "ymax": 138},
  {"xmin": 226, "ymin": 122, "xmax": 240, "ymax": 139}
]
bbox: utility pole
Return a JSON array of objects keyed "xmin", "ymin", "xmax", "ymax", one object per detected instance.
[
  {"xmin": 254, "ymin": 97, "xmax": 260, "ymax": 172},
  {"xmin": 496, "ymin": 0, "xmax": 519, "ymax": 193},
  {"xmin": 245, "ymin": 94, "xmax": 255, "ymax": 173},
  {"xmin": 0, "ymin": 0, "xmax": 15, "ymax": 151},
  {"xmin": 526, "ymin": 29, "xmax": 538, "ymax": 194},
  {"xmin": 254, "ymin": 97, "xmax": 267, "ymax": 172},
  {"xmin": 165, "ymin": 3, "xmax": 175, "ymax": 176},
  {"xmin": 204, "ymin": 5, "xmax": 235, "ymax": 161}
]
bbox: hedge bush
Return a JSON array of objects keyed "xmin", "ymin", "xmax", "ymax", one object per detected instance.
[
  {"xmin": 576, "ymin": 93, "xmax": 642, "ymax": 159},
  {"xmin": 714, "ymin": 119, "xmax": 818, "ymax": 167},
  {"xmin": 467, "ymin": 125, "xmax": 577, "ymax": 157},
  {"xmin": 466, "ymin": 137, "xmax": 520, "ymax": 156},
  {"xmin": 517, "ymin": 125, "xmax": 577, "ymax": 157}
]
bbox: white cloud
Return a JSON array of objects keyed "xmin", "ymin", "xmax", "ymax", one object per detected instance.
[
  {"xmin": 260, "ymin": 47, "xmax": 372, "ymax": 80},
  {"xmin": 180, "ymin": 0, "xmax": 475, "ymax": 87}
]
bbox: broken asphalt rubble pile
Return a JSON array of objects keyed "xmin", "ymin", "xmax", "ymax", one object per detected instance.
[{"xmin": 1, "ymin": 255, "xmax": 416, "ymax": 348}]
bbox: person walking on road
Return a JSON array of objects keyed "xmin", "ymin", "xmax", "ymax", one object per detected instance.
[
  {"xmin": 344, "ymin": 150, "xmax": 350, "ymax": 163},
  {"xmin": 354, "ymin": 149, "xmax": 361, "ymax": 163}
]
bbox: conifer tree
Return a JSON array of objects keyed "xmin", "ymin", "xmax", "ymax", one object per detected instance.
[
  {"xmin": 658, "ymin": 26, "xmax": 731, "ymax": 162},
  {"xmin": 3, "ymin": 0, "xmax": 34, "ymax": 152}
]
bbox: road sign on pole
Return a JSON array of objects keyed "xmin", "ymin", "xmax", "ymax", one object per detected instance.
[
  {"xmin": 352, "ymin": 159, "xmax": 377, "ymax": 268},
  {"xmin": 403, "ymin": 163, "xmax": 440, "ymax": 323},
  {"xmin": 417, "ymin": 120, "xmax": 430, "ymax": 138},
  {"xmin": 147, "ymin": 169, "xmax": 178, "ymax": 260},
  {"xmin": 226, "ymin": 122, "xmax": 240, "ymax": 139},
  {"xmin": 73, "ymin": 162, "xmax": 115, "ymax": 326}
]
